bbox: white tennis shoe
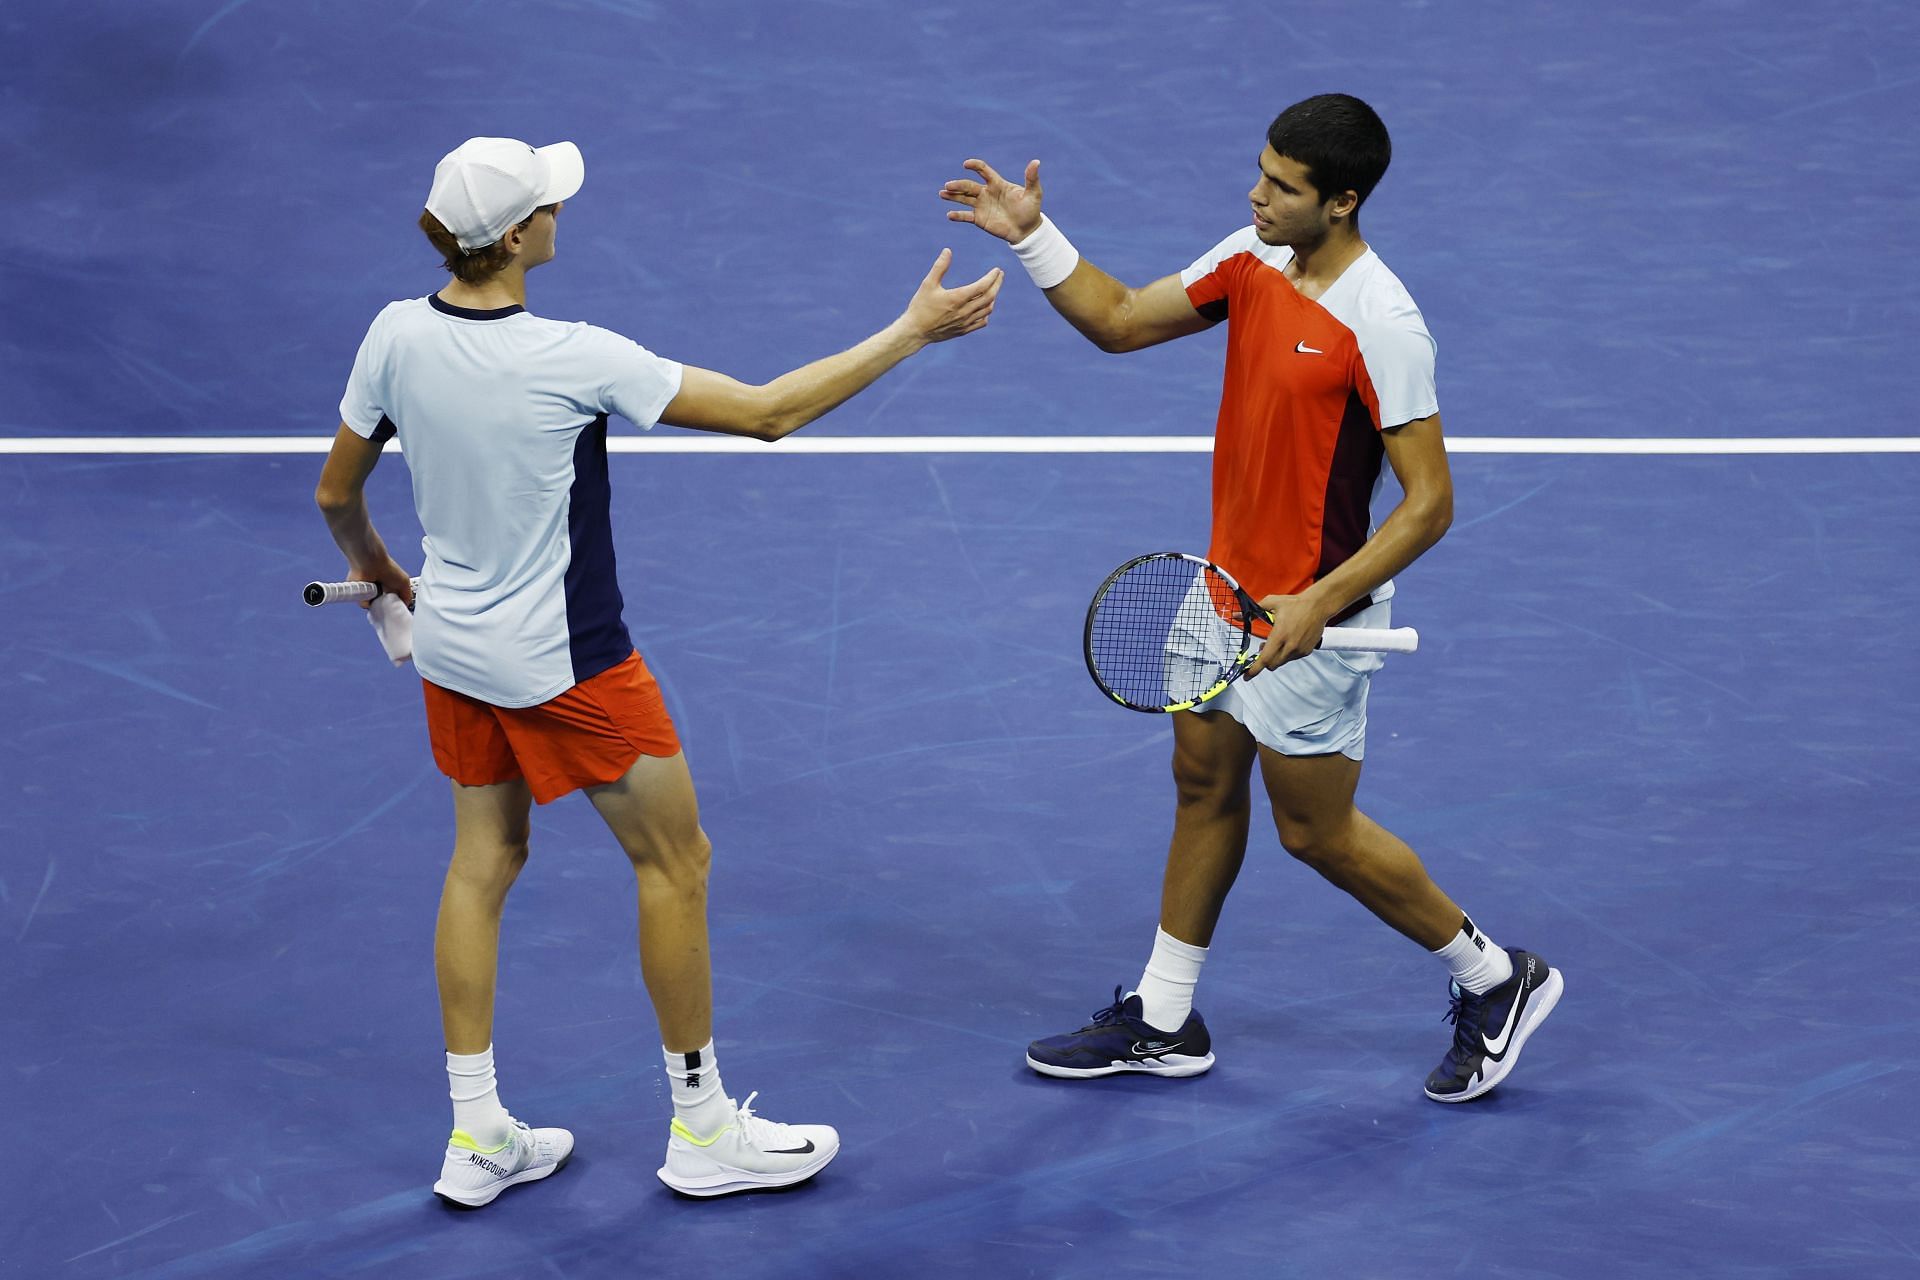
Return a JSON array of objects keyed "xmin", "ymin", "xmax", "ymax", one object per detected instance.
[
  {"xmin": 657, "ymin": 1092, "xmax": 839, "ymax": 1197},
  {"xmin": 433, "ymin": 1118, "xmax": 574, "ymax": 1208}
]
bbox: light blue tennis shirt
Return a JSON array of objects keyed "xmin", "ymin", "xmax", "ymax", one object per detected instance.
[{"xmin": 339, "ymin": 294, "xmax": 683, "ymax": 706}]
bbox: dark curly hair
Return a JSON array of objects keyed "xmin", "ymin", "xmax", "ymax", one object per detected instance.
[{"xmin": 1266, "ymin": 94, "xmax": 1392, "ymax": 216}]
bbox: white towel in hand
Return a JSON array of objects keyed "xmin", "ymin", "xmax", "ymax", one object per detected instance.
[{"xmin": 367, "ymin": 593, "xmax": 413, "ymax": 666}]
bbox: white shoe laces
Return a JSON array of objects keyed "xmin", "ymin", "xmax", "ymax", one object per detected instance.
[
  {"xmin": 731, "ymin": 1092, "xmax": 793, "ymax": 1151},
  {"xmin": 503, "ymin": 1117, "xmax": 557, "ymax": 1166}
]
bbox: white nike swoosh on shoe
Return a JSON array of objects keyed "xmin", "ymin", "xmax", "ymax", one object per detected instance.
[
  {"xmin": 1481, "ymin": 979, "xmax": 1529, "ymax": 1057},
  {"xmin": 1130, "ymin": 1041, "xmax": 1185, "ymax": 1056},
  {"xmin": 1295, "ymin": 341, "xmax": 1323, "ymax": 354}
]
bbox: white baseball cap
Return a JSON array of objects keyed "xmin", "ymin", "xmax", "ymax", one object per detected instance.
[{"xmin": 425, "ymin": 137, "xmax": 586, "ymax": 251}]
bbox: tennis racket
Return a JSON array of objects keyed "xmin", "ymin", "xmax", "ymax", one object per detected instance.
[
  {"xmin": 302, "ymin": 577, "xmax": 419, "ymax": 607},
  {"xmin": 1084, "ymin": 552, "xmax": 1419, "ymax": 713}
]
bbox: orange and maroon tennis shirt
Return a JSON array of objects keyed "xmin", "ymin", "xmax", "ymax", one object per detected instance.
[{"xmin": 1180, "ymin": 227, "xmax": 1439, "ymax": 624}]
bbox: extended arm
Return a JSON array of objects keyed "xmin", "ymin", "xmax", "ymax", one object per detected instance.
[
  {"xmin": 659, "ymin": 249, "xmax": 1001, "ymax": 439},
  {"xmin": 314, "ymin": 425, "xmax": 414, "ymax": 605},
  {"xmin": 1035, "ymin": 266, "xmax": 1216, "ymax": 354},
  {"xmin": 940, "ymin": 158, "xmax": 1215, "ymax": 353},
  {"xmin": 1248, "ymin": 413, "xmax": 1454, "ymax": 672}
]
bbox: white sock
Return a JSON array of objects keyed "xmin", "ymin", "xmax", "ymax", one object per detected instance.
[
  {"xmin": 446, "ymin": 1046, "xmax": 512, "ymax": 1148},
  {"xmin": 663, "ymin": 1040, "xmax": 732, "ymax": 1135},
  {"xmin": 1433, "ymin": 916, "xmax": 1514, "ymax": 995},
  {"xmin": 1132, "ymin": 926, "xmax": 1209, "ymax": 1032}
]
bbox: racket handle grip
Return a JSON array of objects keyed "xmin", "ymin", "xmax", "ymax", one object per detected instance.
[
  {"xmin": 303, "ymin": 578, "xmax": 420, "ymax": 607},
  {"xmin": 1319, "ymin": 626, "xmax": 1419, "ymax": 654}
]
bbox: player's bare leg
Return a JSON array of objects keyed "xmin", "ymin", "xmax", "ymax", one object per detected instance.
[
  {"xmin": 585, "ymin": 751, "xmax": 714, "ymax": 1054},
  {"xmin": 1256, "ymin": 747, "xmax": 1563, "ymax": 1101},
  {"xmin": 587, "ymin": 750, "xmax": 838, "ymax": 1194},
  {"xmin": 437, "ymin": 777, "xmax": 535, "ymax": 1052},
  {"xmin": 431, "ymin": 777, "xmax": 572, "ymax": 1207},
  {"xmin": 1027, "ymin": 710, "xmax": 1256, "ymax": 1078},
  {"xmin": 1156, "ymin": 709, "xmax": 1261, "ymax": 946},
  {"xmin": 1253, "ymin": 748, "xmax": 1461, "ymax": 947}
]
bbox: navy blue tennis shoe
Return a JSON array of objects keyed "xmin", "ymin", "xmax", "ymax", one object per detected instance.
[
  {"xmin": 1026, "ymin": 987, "xmax": 1215, "ymax": 1078},
  {"xmin": 1424, "ymin": 948, "xmax": 1563, "ymax": 1102}
]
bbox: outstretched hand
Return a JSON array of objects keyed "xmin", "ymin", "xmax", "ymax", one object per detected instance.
[
  {"xmin": 901, "ymin": 248, "xmax": 1004, "ymax": 344},
  {"xmin": 940, "ymin": 158, "xmax": 1044, "ymax": 245}
]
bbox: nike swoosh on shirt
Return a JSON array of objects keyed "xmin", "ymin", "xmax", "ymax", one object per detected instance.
[
  {"xmin": 1481, "ymin": 981, "xmax": 1529, "ymax": 1057},
  {"xmin": 1295, "ymin": 341, "xmax": 1323, "ymax": 354}
]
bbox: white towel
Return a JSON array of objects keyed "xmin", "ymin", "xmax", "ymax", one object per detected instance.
[{"xmin": 367, "ymin": 593, "xmax": 413, "ymax": 666}]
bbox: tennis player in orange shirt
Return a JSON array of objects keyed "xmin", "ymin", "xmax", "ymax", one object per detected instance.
[{"xmin": 943, "ymin": 94, "xmax": 1562, "ymax": 1102}]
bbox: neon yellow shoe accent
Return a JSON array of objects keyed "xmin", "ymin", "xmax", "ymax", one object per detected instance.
[
  {"xmin": 668, "ymin": 1117, "xmax": 735, "ymax": 1148},
  {"xmin": 449, "ymin": 1128, "xmax": 513, "ymax": 1154}
]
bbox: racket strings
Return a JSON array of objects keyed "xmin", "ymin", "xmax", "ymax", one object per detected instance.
[{"xmin": 1088, "ymin": 558, "xmax": 1246, "ymax": 709}]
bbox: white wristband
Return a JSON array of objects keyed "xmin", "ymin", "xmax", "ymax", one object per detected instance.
[{"xmin": 1009, "ymin": 215, "xmax": 1080, "ymax": 289}]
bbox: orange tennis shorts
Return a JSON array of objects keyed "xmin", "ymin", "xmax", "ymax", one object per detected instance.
[{"xmin": 422, "ymin": 651, "xmax": 681, "ymax": 804}]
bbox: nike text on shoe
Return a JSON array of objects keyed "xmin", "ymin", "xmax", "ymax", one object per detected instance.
[
  {"xmin": 1424, "ymin": 948, "xmax": 1564, "ymax": 1103},
  {"xmin": 656, "ymin": 1091, "xmax": 840, "ymax": 1197},
  {"xmin": 1026, "ymin": 986, "xmax": 1215, "ymax": 1079},
  {"xmin": 433, "ymin": 1119, "xmax": 575, "ymax": 1208}
]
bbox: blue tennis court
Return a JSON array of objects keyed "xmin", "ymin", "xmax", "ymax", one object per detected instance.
[{"xmin": 5, "ymin": 3, "xmax": 1917, "ymax": 1277}]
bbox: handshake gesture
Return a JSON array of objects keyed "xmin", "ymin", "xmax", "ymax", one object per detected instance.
[{"xmin": 899, "ymin": 156, "xmax": 1063, "ymax": 344}]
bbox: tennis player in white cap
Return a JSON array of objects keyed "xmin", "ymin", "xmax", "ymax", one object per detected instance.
[{"xmin": 315, "ymin": 136, "xmax": 1001, "ymax": 1206}]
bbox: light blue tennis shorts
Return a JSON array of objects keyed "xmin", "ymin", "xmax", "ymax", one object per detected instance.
[{"xmin": 1192, "ymin": 596, "xmax": 1391, "ymax": 760}]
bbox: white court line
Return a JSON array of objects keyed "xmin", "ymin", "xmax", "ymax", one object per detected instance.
[{"xmin": 0, "ymin": 435, "xmax": 1917, "ymax": 456}]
